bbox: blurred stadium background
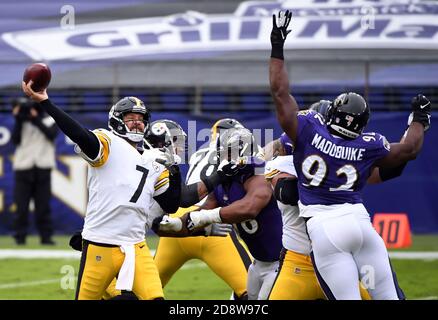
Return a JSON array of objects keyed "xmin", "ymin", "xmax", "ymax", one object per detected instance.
[{"xmin": 0, "ymin": 0, "xmax": 437, "ymax": 299}]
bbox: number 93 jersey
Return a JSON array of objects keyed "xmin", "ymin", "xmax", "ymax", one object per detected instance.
[
  {"xmin": 293, "ymin": 111, "xmax": 390, "ymax": 207},
  {"xmin": 76, "ymin": 129, "xmax": 169, "ymax": 246}
]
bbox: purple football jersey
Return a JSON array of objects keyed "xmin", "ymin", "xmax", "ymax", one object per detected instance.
[
  {"xmin": 213, "ymin": 161, "xmax": 283, "ymax": 262},
  {"xmin": 291, "ymin": 110, "xmax": 390, "ymax": 205},
  {"xmin": 280, "ymin": 132, "xmax": 294, "ymax": 155}
]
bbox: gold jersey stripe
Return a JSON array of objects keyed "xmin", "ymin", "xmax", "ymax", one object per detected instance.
[
  {"xmin": 154, "ymin": 178, "xmax": 169, "ymax": 191},
  {"xmin": 264, "ymin": 169, "xmax": 280, "ymax": 179},
  {"xmin": 89, "ymin": 131, "xmax": 111, "ymax": 168},
  {"xmin": 157, "ymin": 169, "xmax": 169, "ymax": 180},
  {"xmin": 155, "ymin": 176, "xmax": 169, "ymax": 188}
]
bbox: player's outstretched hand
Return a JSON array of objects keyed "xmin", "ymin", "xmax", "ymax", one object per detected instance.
[
  {"xmin": 408, "ymin": 94, "xmax": 431, "ymax": 131},
  {"xmin": 22, "ymin": 80, "xmax": 48, "ymax": 102},
  {"xmin": 158, "ymin": 215, "xmax": 183, "ymax": 232},
  {"xmin": 271, "ymin": 10, "xmax": 292, "ymax": 55},
  {"xmin": 155, "ymin": 147, "xmax": 180, "ymax": 175}
]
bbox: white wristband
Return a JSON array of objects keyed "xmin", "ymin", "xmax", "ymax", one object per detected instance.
[
  {"xmin": 159, "ymin": 215, "xmax": 183, "ymax": 232},
  {"xmin": 189, "ymin": 208, "xmax": 222, "ymax": 229}
]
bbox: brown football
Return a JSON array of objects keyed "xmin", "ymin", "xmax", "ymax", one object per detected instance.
[{"xmin": 23, "ymin": 63, "xmax": 51, "ymax": 92}]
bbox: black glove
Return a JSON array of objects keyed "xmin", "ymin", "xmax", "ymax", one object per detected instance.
[
  {"xmin": 270, "ymin": 10, "xmax": 292, "ymax": 60},
  {"xmin": 200, "ymin": 158, "xmax": 240, "ymax": 193},
  {"xmin": 409, "ymin": 94, "xmax": 431, "ymax": 131},
  {"xmin": 69, "ymin": 231, "xmax": 83, "ymax": 252},
  {"xmin": 217, "ymin": 159, "xmax": 242, "ymax": 177}
]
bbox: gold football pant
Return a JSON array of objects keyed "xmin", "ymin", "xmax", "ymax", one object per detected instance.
[
  {"xmin": 76, "ymin": 240, "xmax": 163, "ymax": 300},
  {"xmin": 268, "ymin": 249, "xmax": 371, "ymax": 300},
  {"xmin": 154, "ymin": 230, "xmax": 251, "ymax": 299}
]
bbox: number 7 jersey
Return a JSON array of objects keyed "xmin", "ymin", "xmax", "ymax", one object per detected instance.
[
  {"xmin": 293, "ymin": 111, "xmax": 390, "ymax": 206},
  {"xmin": 76, "ymin": 129, "xmax": 169, "ymax": 246}
]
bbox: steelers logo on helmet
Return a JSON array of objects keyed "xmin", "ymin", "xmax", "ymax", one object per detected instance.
[
  {"xmin": 327, "ymin": 92, "xmax": 370, "ymax": 140},
  {"xmin": 151, "ymin": 122, "xmax": 167, "ymax": 136},
  {"xmin": 144, "ymin": 119, "xmax": 188, "ymax": 163},
  {"xmin": 108, "ymin": 96, "xmax": 150, "ymax": 143}
]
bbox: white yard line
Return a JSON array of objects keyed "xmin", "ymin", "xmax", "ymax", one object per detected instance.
[
  {"xmin": 0, "ymin": 249, "xmax": 81, "ymax": 259},
  {"xmin": 388, "ymin": 251, "xmax": 438, "ymax": 260},
  {"xmin": 0, "ymin": 279, "xmax": 59, "ymax": 289},
  {"xmin": 0, "ymin": 260, "xmax": 206, "ymax": 290},
  {"xmin": 1, "ymin": 249, "xmax": 437, "ymax": 260}
]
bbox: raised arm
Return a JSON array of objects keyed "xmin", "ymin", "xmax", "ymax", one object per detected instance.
[
  {"xmin": 375, "ymin": 94, "xmax": 430, "ymax": 168},
  {"xmin": 367, "ymin": 130, "xmax": 409, "ymax": 184},
  {"xmin": 22, "ymin": 81, "xmax": 100, "ymax": 160},
  {"xmin": 30, "ymin": 110, "xmax": 58, "ymax": 141},
  {"xmin": 269, "ymin": 10, "xmax": 299, "ymax": 144}
]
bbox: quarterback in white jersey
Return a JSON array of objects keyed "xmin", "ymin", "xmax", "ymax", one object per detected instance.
[
  {"xmin": 23, "ymin": 80, "xmax": 181, "ymax": 300},
  {"xmin": 79, "ymin": 128, "xmax": 170, "ymax": 246}
]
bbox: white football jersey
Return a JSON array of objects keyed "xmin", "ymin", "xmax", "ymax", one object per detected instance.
[
  {"xmin": 184, "ymin": 146, "xmax": 217, "ymax": 206},
  {"xmin": 264, "ymin": 155, "xmax": 311, "ymax": 255},
  {"xmin": 76, "ymin": 129, "xmax": 169, "ymax": 246},
  {"xmin": 186, "ymin": 147, "xmax": 218, "ymax": 185}
]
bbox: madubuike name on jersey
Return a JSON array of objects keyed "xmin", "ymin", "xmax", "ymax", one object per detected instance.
[{"xmin": 292, "ymin": 110, "xmax": 390, "ymax": 206}]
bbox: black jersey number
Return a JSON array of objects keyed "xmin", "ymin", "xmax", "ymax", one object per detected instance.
[
  {"xmin": 130, "ymin": 165, "xmax": 149, "ymax": 203},
  {"xmin": 200, "ymin": 152, "xmax": 220, "ymax": 181},
  {"xmin": 186, "ymin": 150, "xmax": 208, "ymax": 182}
]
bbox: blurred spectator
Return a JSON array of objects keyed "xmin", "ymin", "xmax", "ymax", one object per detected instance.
[{"xmin": 11, "ymin": 97, "xmax": 58, "ymax": 245}]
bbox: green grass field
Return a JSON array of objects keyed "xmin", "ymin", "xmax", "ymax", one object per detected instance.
[{"xmin": 0, "ymin": 235, "xmax": 437, "ymax": 300}]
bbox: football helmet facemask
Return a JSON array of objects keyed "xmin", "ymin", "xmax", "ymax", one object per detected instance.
[
  {"xmin": 108, "ymin": 96, "xmax": 150, "ymax": 143},
  {"xmin": 216, "ymin": 127, "xmax": 257, "ymax": 163}
]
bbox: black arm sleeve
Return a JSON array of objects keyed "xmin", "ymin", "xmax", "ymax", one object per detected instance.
[
  {"xmin": 31, "ymin": 117, "xmax": 59, "ymax": 141},
  {"xmin": 274, "ymin": 177, "xmax": 299, "ymax": 206},
  {"xmin": 154, "ymin": 165, "xmax": 182, "ymax": 213},
  {"xmin": 11, "ymin": 119, "xmax": 23, "ymax": 145},
  {"xmin": 379, "ymin": 163, "xmax": 407, "ymax": 182},
  {"xmin": 39, "ymin": 99, "xmax": 100, "ymax": 159},
  {"xmin": 180, "ymin": 183, "xmax": 202, "ymax": 208}
]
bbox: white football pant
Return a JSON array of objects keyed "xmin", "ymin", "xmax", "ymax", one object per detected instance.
[
  {"xmin": 306, "ymin": 207, "xmax": 404, "ymax": 300},
  {"xmin": 247, "ymin": 259, "xmax": 279, "ymax": 300}
]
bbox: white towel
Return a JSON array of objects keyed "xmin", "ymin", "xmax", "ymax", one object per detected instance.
[{"xmin": 116, "ymin": 244, "xmax": 135, "ymax": 291}]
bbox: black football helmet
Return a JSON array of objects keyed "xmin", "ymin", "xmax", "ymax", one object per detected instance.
[
  {"xmin": 144, "ymin": 119, "xmax": 187, "ymax": 161},
  {"xmin": 216, "ymin": 127, "xmax": 257, "ymax": 162},
  {"xmin": 326, "ymin": 92, "xmax": 370, "ymax": 139},
  {"xmin": 309, "ymin": 100, "xmax": 332, "ymax": 122},
  {"xmin": 210, "ymin": 118, "xmax": 244, "ymax": 142},
  {"xmin": 108, "ymin": 96, "xmax": 150, "ymax": 143}
]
